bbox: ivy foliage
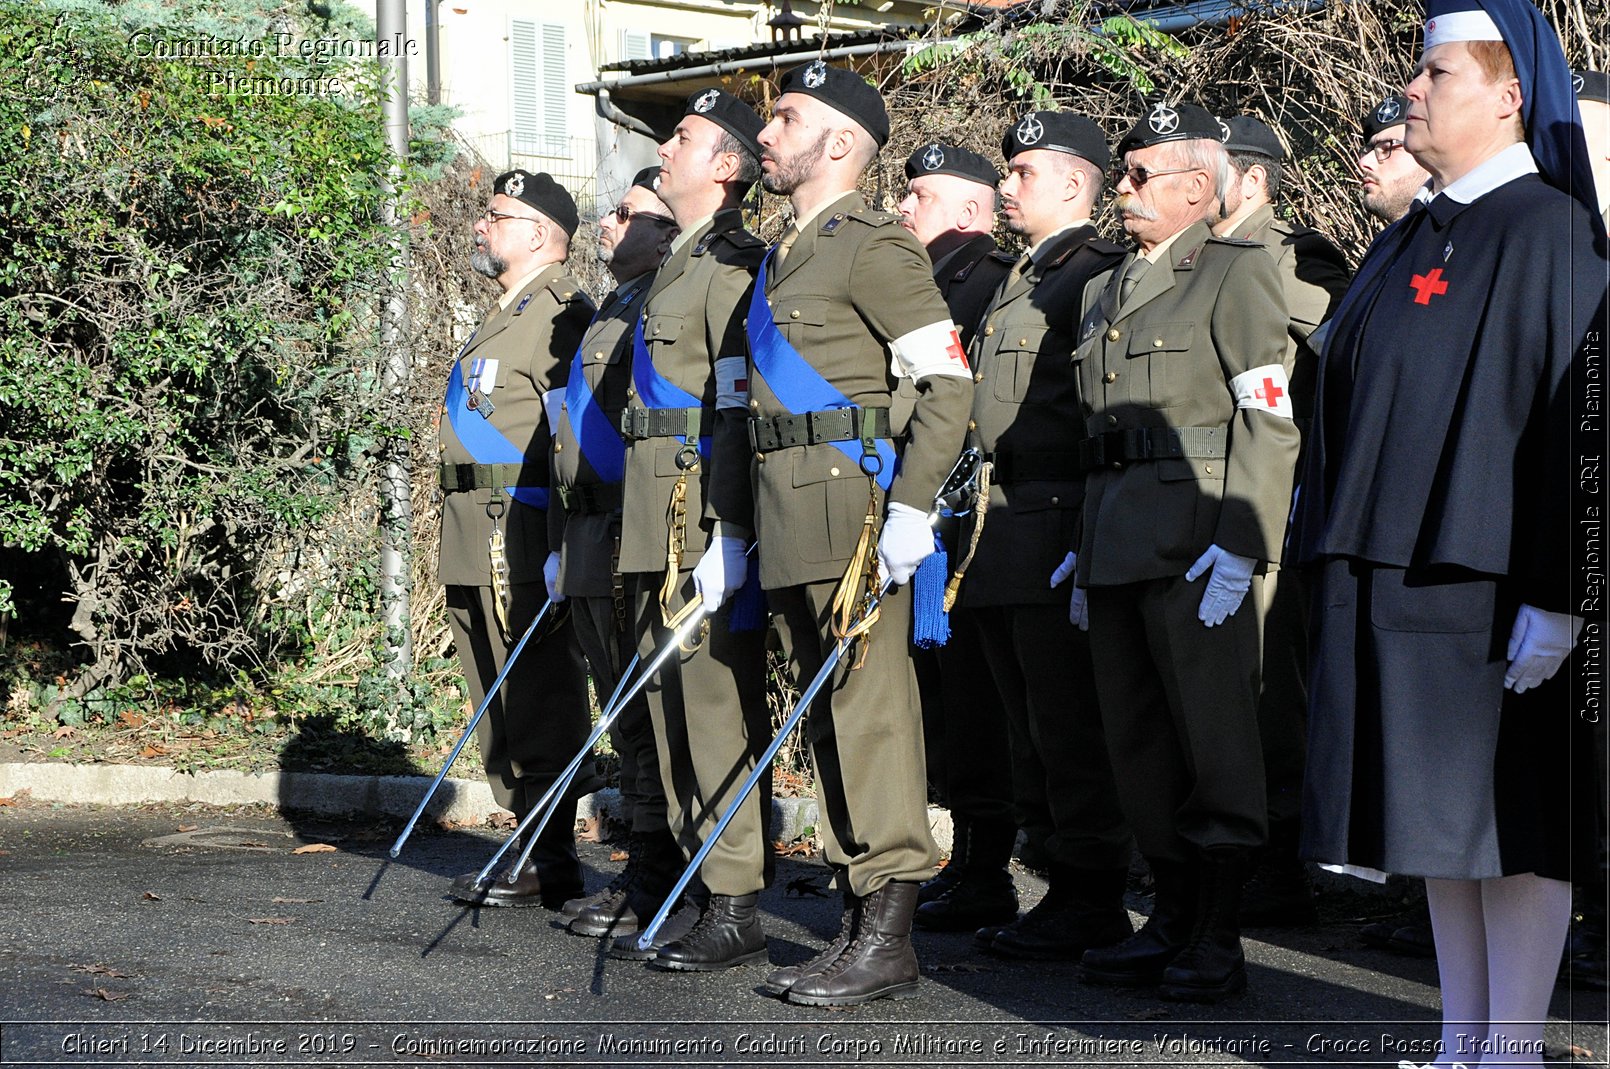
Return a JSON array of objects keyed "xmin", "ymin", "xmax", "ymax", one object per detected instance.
[{"xmin": 0, "ymin": 0, "xmax": 448, "ymax": 734}]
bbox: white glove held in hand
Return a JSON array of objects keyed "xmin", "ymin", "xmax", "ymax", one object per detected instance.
[
  {"xmin": 1505, "ymin": 604, "xmax": 1583, "ymax": 693},
  {"xmin": 876, "ymin": 502, "xmax": 934, "ymax": 586},
  {"xmin": 1049, "ymin": 551, "xmax": 1089, "ymax": 631},
  {"xmin": 543, "ymin": 551, "xmax": 565, "ymax": 603},
  {"xmin": 691, "ymin": 535, "xmax": 749, "ymax": 615},
  {"xmin": 1184, "ymin": 544, "xmax": 1255, "ymax": 627}
]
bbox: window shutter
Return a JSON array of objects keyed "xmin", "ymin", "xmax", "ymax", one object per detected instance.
[
  {"xmin": 620, "ymin": 30, "xmax": 653, "ymax": 61},
  {"xmin": 510, "ymin": 19, "xmax": 539, "ymax": 155},
  {"xmin": 511, "ymin": 20, "xmax": 567, "ymax": 156},
  {"xmin": 541, "ymin": 23, "xmax": 567, "ymax": 147}
]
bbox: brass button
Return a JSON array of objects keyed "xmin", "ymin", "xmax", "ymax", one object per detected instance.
[
  {"xmin": 973, "ymin": 372, "xmax": 983, "ymax": 383},
  {"xmin": 984, "ymin": 325, "xmax": 995, "ymax": 336},
  {"xmin": 1204, "ymin": 464, "xmax": 1214, "ymax": 475},
  {"xmin": 829, "ymin": 466, "xmax": 840, "ymax": 477},
  {"xmin": 1050, "ymin": 496, "xmax": 1059, "ymax": 505},
  {"xmin": 592, "ymin": 351, "xmax": 604, "ymax": 360},
  {"xmin": 1103, "ymin": 371, "xmax": 1117, "ymax": 384},
  {"xmin": 967, "ymin": 419, "xmax": 977, "ymax": 431},
  {"xmin": 1153, "ymin": 338, "xmax": 1164, "ymax": 347},
  {"xmin": 750, "ymin": 399, "xmax": 760, "ymax": 410},
  {"xmin": 554, "ymin": 442, "xmax": 563, "ymax": 452},
  {"xmin": 756, "ymin": 452, "xmax": 766, "ymax": 463},
  {"xmin": 626, "ymin": 387, "xmax": 635, "ymax": 399},
  {"xmin": 652, "ymin": 325, "xmax": 661, "ymax": 335},
  {"xmin": 790, "ymin": 310, "xmax": 800, "ymax": 320},
  {"xmin": 1018, "ymin": 337, "xmax": 1028, "ymax": 346},
  {"xmin": 1107, "ymin": 415, "xmax": 1118, "ymax": 425},
  {"xmin": 1106, "ymin": 328, "xmax": 1120, "ymax": 342},
  {"xmin": 1112, "ymin": 461, "xmax": 1122, "ymax": 470}
]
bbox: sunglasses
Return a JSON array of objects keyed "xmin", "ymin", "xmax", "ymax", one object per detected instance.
[
  {"xmin": 1112, "ymin": 165, "xmax": 1201, "ymax": 187},
  {"xmin": 606, "ymin": 202, "xmax": 676, "ymax": 226}
]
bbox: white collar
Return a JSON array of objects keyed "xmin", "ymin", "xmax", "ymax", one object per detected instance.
[{"xmin": 1416, "ymin": 141, "xmax": 1538, "ymax": 206}]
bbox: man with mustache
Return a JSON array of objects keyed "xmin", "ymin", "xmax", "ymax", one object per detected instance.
[
  {"xmin": 442, "ymin": 171, "xmax": 596, "ymax": 909},
  {"xmin": 943, "ymin": 111, "xmax": 1133, "ymax": 963},
  {"xmin": 708, "ymin": 61, "xmax": 973, "ymax": 1006},
  {"xmin": 1070, "ymin": 103, "xmax": 1298, "ymax": 1002}
]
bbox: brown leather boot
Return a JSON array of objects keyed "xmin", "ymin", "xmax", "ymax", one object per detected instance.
[
  {"xmin": 786, "ymin": 881, "xmax": 922, "ymax": 1007},
  {"xmin": 568, "ymin": 828, "xmax": 680, "ymax": 937},
  {"xmin": 650, "ymin": 893, "xmax": 769, "ymax": 972},
  {"xmin": 762, "ymin": 890, "xmax": 861, "ymax": 996}
]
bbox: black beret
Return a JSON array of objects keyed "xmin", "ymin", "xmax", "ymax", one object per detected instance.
[
  {"xmin": 630, "ymin": 166, "xmax": 662, "ymax": 192},
  {"xmin": 1361, "ymin": 94, "xmax": 1410, "ymax": 142},
  {"xmin": 1222, "ymin": 115, "xmax": 1286, "ymax": 160},
  {"xmin": 1000, "ymin": 111, "xmax": 1110, "ymax": 170},
  {"xmin": 684, "ymin": 88, "xmax": 765, "ymax": 159},
  {"xmin": 1575, "ymin": 70, "xmax": 1610, "ymax": 106},
  {"xmin": 1117, "ymin": 102, "xmax": 1223, "ymax": 155},
  {"xmin": 494, "ymin": 170, "xmax": 579, "ymax": 237},
  {"xmin": 778, "ymin": 60, "xmax": 889, "ymax": 147},
  {"xmin": 903, "ymin": 142, "xmax": 999, "ymax": 187}
]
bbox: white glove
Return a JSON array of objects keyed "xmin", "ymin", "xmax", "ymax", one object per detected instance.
[
  {"xmin": 1184, "ymin": 544, "xmax": 1256, "ymax": 627},
  {"xmin": 1049, "ymin": 551, "xmax": 1089, "ymax": 631},
  {"xmin": 543, "ymin": 551, "xmax": 565, "ymax": 604},
  {"xmin": 1505, "ymin": 604, "xmax": 1583, "ymax": 693},
  {"xmin": 691, "ymin": 535, "xmax": 749, "ymax": 615},
  {"xmin": 876, "ymin": 502, "xmax": 934, "ymax": 586}
]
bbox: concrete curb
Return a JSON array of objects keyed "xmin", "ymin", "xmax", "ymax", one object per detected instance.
[{"xmin": 0, "ymin": 762, "xmax": 956, "ymax": 852}]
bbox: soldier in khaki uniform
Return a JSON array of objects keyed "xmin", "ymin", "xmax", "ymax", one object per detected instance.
[
  {"xmin": 1213, "ymin": 115, "xmax": 1352, "ymax": 927},
  {"xmin": 441, "ymin": 171, "xmax": 597, "ymax": 909},
  {"xmin": 941, "ymin": 112, "xmax": 1132, "ymax": 960},
  {"xmin": 1068, "ymin": 105, "xmax": 1298, "ymax": 1002},
  {"xmin": 570, "ymin": 89, "xmax": 775, "ymax": 972},
  {"xmin": 547, "ymin": 168, "xmax": 685, "ymax": 924},
  {"xmin": 706, "ymin": 62, "xmax": 973, "ymax": 1006},
  {"xmin": 893, "ymin": 142, "xmax": 1025, "ymax": 925}
]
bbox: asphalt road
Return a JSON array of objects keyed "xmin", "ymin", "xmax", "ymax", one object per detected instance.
[{"xmin": 0, "ymin": 799, "xmax": 1604, "ymax": 1069}]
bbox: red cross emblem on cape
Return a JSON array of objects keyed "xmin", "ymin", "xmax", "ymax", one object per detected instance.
[{"xmin": 1410, "ymin": 268, "xmax": 1450, "ymax": 305}]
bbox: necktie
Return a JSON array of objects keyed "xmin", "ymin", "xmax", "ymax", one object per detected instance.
[
  {"xmin": 774, "ymin": 222, "xmax": 801, "ymax": 269},
  {"xmin": 1117, "ymin": 254, "xmax": 1150, "ymax": 306}
]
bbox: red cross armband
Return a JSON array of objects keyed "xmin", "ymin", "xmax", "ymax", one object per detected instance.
[
  {"xmin": 887, "ymin": 320, "xmax": 971, "ymax": 383},
  {"xmin": 1229, "ymin": 365, "xmax": 1294, "ymax": 420},
  {"xmin": 715, "ymin": 356, "xmax": 750, "ymax": 411}
]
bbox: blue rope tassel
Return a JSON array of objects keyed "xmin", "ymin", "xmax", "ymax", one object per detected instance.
[
  {"xmin": 726, "ymin": 559, "xmax": 767, "ymax": 632},
  {"xmin": 911, "ymin": 531, "xmax": 950, "ymax": 648}
]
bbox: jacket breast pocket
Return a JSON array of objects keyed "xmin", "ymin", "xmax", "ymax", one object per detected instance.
[
  {"xmin": 791, "ymin": 449, "xmax": 877, "ymax": 564},
  {"xmin": 772, "ymin": 297, "xmax": 829, "ymax": 347},
  {"xmin": 644, "ymin": 312, "xmax": 684, "ymax": 355},
  {"xmin": 1125, "ymin": 322, "xmax": 1194, "ymax": 409},
  {"xmin": 990, "ymin": 326, "xmax": 1050, "ymax": 404}
]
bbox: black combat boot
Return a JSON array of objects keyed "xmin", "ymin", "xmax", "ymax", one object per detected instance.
[
  {"xmin": 987, "ymin": 865, "xmax": 1133, "ymax": 960},
  {"xmin": 917, "ymin": 818, "xmax": 968, "ymax": 906},
  {"xmin": 1080, "ymin": 858, "xmax": 1196, "ymax": 986},
  {"xmin": 650, "ymin": 893, "xmax": 769, "ymax": 971},
  {"xmin": 1238, "ymin": 822, "xmax": 1317, "ymax": 927},
  {"xmin": 568, "ymin": 827, "xmax": 680, "ymax": 937},
  {"xmin": 786, "ymin": 881, "xmax": 922, "ymax": 1006},
  {"xmin": 1159, "ymin": 847, "xmax": 1249, "ymax": 1003},
  {"xmin": 762, "ymin": 890, "xmax": 861, "ymax": 996},
  {"xmin": 915, "ymin": 818, "xmax": 1018, "ymax": 931},
  {"xmin": 561, "ymin": 831, "xmax": 647, "ymax": 920}
]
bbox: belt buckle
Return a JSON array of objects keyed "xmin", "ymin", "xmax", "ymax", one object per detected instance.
[{"xmin": 747, "ymin": 417, "xmax": 763, "ymax": 453}]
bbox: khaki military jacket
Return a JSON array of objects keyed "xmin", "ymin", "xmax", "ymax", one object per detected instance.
[
  {"xmin": 1221, "ymin": 203, "xmax": 1352, "ymax": 425},
  {"xmin": 438, "ymin": 263, "xmax": 593, "ymax": 587},
  {"xmin": 618, "ymin": 209, "xmax": 764, "ymax": 575},
  {"xmin": 548, "ymin": 273, "xmax": 652, "ymax": 598},
  {"xmin": 711, "ymin": 191, "xmax": 974, "ymax": 589},
  {"xmin": 959, "ymin": 224, "xmax": 1125, "ymax": 607},
  {"xmin": 1073, "ymin": 220, "xmax": 1299, "ymax": 587}
]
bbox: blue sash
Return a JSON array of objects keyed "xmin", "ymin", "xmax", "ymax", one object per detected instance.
[
  {"xmin": 746, "ymin": 255, "xmax": 896, "ymax": 491},
  {"xmin": 443, "ymin": 358, "xmax": 549, "ymax": 509},
  {"xmin": 563, "ymin": 319, "xmax": 627, "ymax": 484},
  {"xmin": 631, "ymin": 315, "xmax": 711, "ymax": 459}
]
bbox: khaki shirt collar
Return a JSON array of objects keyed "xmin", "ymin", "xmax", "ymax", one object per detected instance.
[
  {"xmin": 668, "ymin": 212, "xmax": 716, "ymax": 257},
  {"xmin": 497, "ymin": 262, "xmax": 560, "ymax": 310}
]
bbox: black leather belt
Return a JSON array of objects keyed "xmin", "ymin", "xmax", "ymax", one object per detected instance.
[
  {"xmin": 748, "ymin": 407, "xmax": 892, "ymax": 453},
  {"xmin": 986, "ymin": 449, "xmax": 1081, "ymax": 483},
  {"xmin": 438, "ymin": 462, "xmax": 540, "ymax": 491},
  {"xmin": 555, "ymin": 483, "xmax": 622, "ymax": 515},
  {"xmin": 619, "ymin": 406, "xmax": 711, "ymax": 441},
  {"xmin": 1078, "ymin": 427, "xmax": 1227, "ymax": 470}
]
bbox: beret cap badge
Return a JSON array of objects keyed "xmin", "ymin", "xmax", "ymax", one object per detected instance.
[
  {"xmin": 1148, "ymin": 103, "xmax": 1180, "ymax": 135},
  {"xmin": 504, "ymin": 172, "xmax": 525, "ymax": 198},
  {"xmin": 921, "ymin": 144, "xmax": 945, "ymax": 170},
  {"xmin": 1014, "ymin": 114, "xmax": 1044, "ymax": 145},
  {"xmin": 803, "ymin": 59, "xmax": 827, "ymax": 88},
  {"xmin": 694, "ymin": 88, "xmax": 719, "ymax": 113},
  {"xmin": 1375, "ymin": 97, "xmax": 1402, "ymax": 123}
]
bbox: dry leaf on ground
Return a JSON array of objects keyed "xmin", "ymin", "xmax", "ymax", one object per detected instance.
[
  {"xmin": 271, "ymin": 897, "xmax": 322, "ymax": 904},
  {"xmin": 81, "ymin": 988, "xmax": 129, "ymax": 1002},
  {"xmin": 292, "ymin": 843, "xmax": 336, "ymax": 855},
  {"xmin": 248, "ymin": 917, "xmax": 294, "ymax": 925},
  {"xmin": 70, "ymin": 964, "xmax": 133, "ymax": 978},
  {"xmin": 141, "ymin": 891, "xmax": 161, "ymax": 901}
]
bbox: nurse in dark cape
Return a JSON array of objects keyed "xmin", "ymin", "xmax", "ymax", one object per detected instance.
[{"xmin": 1294, "ymin": 0, "xmax": 1606, "ymax": 1063}]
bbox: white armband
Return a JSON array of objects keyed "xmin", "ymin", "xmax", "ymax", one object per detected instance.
[
  {"xmin": 715, "ymin": 356, "xmax": 750, "ymax": 411},
  {"xmin": 1229, "ymin": 364, "xmax": 1294, "ymax": 420},
  {"xmin": 888, "ymin": 319, "xmax": 971, "ymax": 383},
  {"xmin": 541, "ymin": 387, "xmax": 565, "ymax": 430}
]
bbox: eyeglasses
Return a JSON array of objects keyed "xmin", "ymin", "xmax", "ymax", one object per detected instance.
[
  {"xmin": 606, "ymin": 202, "xmax": 675, "ymax": 226},
  {"xmin": 1364, "ymin": 138, "xmax": 1408, "ymax": 163},
  {"xmin": 1112, "ymin": 165, "xmax": 1200, "ymax": 187},
  {"xmin": 482, "ymin": 208, "xmax": 544, "ymax": 225}
]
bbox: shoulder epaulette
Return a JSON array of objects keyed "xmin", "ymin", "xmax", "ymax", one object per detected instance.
[
  {"xmin": 1204, "ymin": 235, "xmax": 1262, "ymax": 248},
  {"xmin": 952, "ymin": 258, "xmax": 979, "ymax": 283},
  {"xmin": 989, "ymin": 249, "xmax": 1018, "ymax": 265},
  {"xmin": 1090, "ymin": 237, "xmax": 1127, "ymax": 256},
  {"xmin": 842, "ymin": 207, "xmax": 900, "ymax": 228},
  {"xmin": 699, "ymin": 227, "xmax": 765, "ymax": 255},
  {"xmin": 544, "ymin": 276, "xmax": 588, "ymax": 305}
]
